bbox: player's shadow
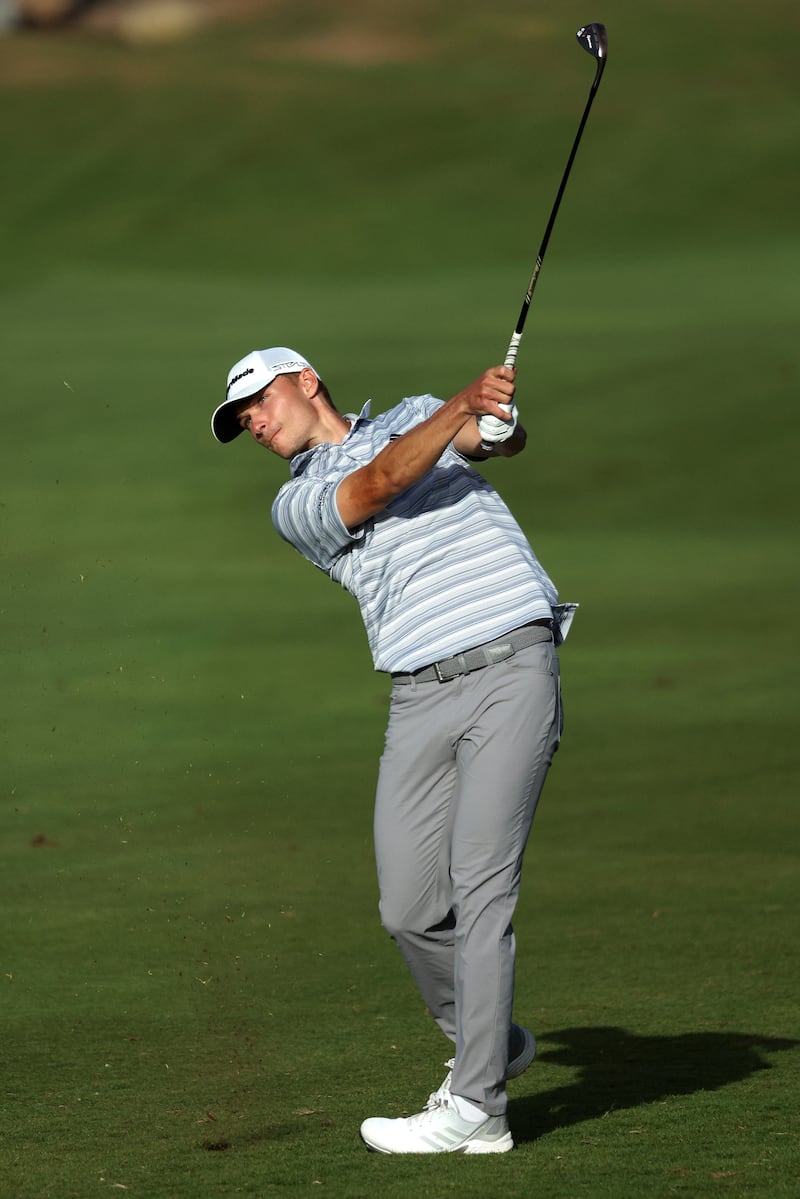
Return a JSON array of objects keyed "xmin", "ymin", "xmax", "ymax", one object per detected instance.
[{"xmin": 509, "ymin": 1026, "xmax": 797, "ymax": 1143}]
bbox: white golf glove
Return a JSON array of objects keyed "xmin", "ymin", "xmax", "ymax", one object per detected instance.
[{"xmin": 477, "ymin": 403, "xmax": 519, "ymax": 446}]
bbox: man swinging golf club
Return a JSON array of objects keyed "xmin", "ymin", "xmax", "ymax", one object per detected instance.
[
  {"xmin": 211, "ymin": 346, "xmax": 576, "ymax": 1152},
  {"xmin": 210, "ymin": 19, "xmax": 606, "ymax": 1153}
]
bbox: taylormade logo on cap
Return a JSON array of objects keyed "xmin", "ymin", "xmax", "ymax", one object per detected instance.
[
  {"xmin": 226, "ymin": 366, "xmax": 255, "ymax": 397},
  {"xmin": 211, "ymin": 347, "xmax": 317, "ymax": 444}
]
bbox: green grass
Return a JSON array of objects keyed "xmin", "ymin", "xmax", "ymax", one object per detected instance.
[{"xmin": 1, "ymin": 1, "xmax": 799, "ymax": 1195}]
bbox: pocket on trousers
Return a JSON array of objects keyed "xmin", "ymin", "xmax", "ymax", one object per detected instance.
[{"xmin": 508, "ymin": 641, "xmax": 556, "ymax": 676}]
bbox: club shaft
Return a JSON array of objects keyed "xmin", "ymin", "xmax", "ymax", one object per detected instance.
[{"xmin": 505, "ymin": 58, "xmax": 606, "ymax": 369}]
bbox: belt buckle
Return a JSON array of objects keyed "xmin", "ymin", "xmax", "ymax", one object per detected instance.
[{"xmin": 434, "ymin": 653, "xmax": 467, "ymax": 682}]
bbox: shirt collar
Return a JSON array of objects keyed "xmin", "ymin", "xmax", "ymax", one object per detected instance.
[
  {"xmin": 290, "ymin": 400, "xmax": 372, "ymax": 476},
  {"xmin": 343, "ymin": 399, "xmax": 372, "ymax": 434}
]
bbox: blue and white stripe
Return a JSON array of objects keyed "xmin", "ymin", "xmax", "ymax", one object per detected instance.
[{"xmin": 271, "ymin": 394, "xmax": 557, "ymax": 673}]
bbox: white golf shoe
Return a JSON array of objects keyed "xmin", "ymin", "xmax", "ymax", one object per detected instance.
[
  {"xmin": 360, "ymin": 1095, "xmax": 513, "ymax": 1155},
  {"xmin": 424, "ymin": 1024, "xmax": 537, "ymax": 1111}
]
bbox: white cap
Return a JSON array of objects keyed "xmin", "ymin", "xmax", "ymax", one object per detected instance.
[{"xmin": 211, "ymin": 347, "xmax": 318, "ymax": 443}]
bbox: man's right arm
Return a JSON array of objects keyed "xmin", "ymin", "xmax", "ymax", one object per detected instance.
[{"xmin": 335, "ymin": 366, "xmax": 518, "ymax": 531}]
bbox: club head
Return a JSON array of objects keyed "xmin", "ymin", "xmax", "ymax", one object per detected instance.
[{"xmin": 576, "ymin": 22, "xmax": 608, "ymax": 62}]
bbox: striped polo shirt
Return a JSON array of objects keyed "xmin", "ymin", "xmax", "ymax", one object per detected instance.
[{"xmin": 271, "ymin": 394, "xmax": 558, "ymax": 674}]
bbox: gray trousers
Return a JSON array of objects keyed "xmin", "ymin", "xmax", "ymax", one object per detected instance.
[{"xmin": 374, "ymin": 639, "xmax": 562, "ymax": 1116}]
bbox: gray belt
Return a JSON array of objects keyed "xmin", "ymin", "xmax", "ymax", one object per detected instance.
[{"xmin": 391, "ymin": 621, "xmax": 553, "ymax": 685}]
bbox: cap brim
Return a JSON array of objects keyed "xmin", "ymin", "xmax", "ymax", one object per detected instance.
[{"xmin": 211, "ymin": 397, "xmax": 246, "ymax": 444}]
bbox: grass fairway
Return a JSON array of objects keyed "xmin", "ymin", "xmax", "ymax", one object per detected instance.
[{"xmin": 1, "ymin": 2, "xmax": 798, "ymax": 1196}]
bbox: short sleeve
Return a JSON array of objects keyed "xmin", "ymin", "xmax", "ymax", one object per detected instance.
[{"xmin": 271, "ymin": 476, "xmax": 362, "ymax": 572}]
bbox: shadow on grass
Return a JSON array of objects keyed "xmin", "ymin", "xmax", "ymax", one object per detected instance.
[{"xmin": 509, "ymin": 1026, "xmax": 798, "ymax": 1144}]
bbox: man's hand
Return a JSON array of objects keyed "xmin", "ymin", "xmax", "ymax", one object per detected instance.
[
  {"xmin": 451, "ymin": 365, "xmax": 526, "ymax": 459},
  {"xmin": 451, "ymin": 365, "xmax": 516, "ymax": 418},
  {"xmin": 477, "ymin": 402, "xmax": 519, "ymax": 446}
]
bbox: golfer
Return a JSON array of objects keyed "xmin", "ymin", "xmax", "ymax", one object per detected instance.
[{"xmin": 211, "ymin": 347, "xmax": 574, "ymax": 1154}]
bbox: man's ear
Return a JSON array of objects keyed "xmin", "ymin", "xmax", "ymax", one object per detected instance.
[{"xmin": 299, "ymin": 367, "xmax": 320, "ymax": 398}]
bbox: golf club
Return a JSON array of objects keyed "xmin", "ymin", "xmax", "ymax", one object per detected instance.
[{"xmin": 504, "ymin": 21, "xmax": 608, "ymax": 373}]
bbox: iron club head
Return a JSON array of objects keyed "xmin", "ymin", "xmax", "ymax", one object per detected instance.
[{"xmin": 576, "ymin": 22, "xmax": 608, "ymax": 62}]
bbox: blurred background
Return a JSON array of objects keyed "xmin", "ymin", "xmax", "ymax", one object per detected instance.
[{"xmin": 1, "ymin": 2, "xmax": 798, "ymax": 1194}]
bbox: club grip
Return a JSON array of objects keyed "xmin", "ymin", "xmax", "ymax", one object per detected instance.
[
  {"xmin": 481, "ymin": 333, "xmax": 523, "ymax": 450},
  {"xmin": 505, "ymin": 331, "xmax": 523, "ymax": 370}
]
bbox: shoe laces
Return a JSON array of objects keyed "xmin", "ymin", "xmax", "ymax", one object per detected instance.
[
  {"xmin": 424, "ymin": 1058, "xmax": 455, "ymax": 1111},
  {"xmin": 409, "ymin": 1093, "xmax": 458, "ymax": 1129}
]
